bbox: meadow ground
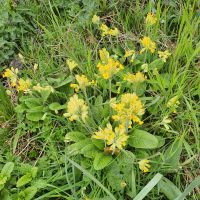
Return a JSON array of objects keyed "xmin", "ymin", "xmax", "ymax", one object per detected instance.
[{"xmin": 0, "ymin": 1, "xmax": 200, "ymax": 199}]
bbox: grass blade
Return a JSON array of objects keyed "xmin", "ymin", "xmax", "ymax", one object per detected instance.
[
  {"xmin": 175, "ymin": 176, "xmax": 200, "ymax": 200},
  {"xmin": 65, "ymin": 152, "xmax": 116, "ymax": 200},
  {"xmin": 133, "ymin": 173, "xmax": 163, "ymax": 200}
]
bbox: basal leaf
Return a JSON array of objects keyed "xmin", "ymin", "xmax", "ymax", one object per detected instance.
[
  {"xmin": 93, "ymin": 152, "xmax": 113, "ymax": 170},
  {"xmin": 128, "ymin": 130, "xmax": 159, "ymax": 149}
]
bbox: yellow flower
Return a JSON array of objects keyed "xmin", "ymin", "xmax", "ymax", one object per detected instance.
[
  {"xmin": 100, "ymin": 24, "xmax": 119, "ymax": 37},
  {"xmin": 100, "ymin": 24, "xmax": 110, "ymax": 36},
  {"xmin": 145, "ymin": 13, "xmax": 157, "ymax": 25},
  {"xmin": 158, "ymin": 50, "xmax": 171, "ymax": 62},
  {"xmin": 99, "ymin": 48, "xmax": 110, "ymax": 64},
  {"xmin": 140, "ymin": 36, "xmax": 156, "ymax": 53},
  {"xmin": 111, "ymin": 93, "xmax": 145, "ymax": 126},
  {"xmin": 92, "ymin": 14, "xmax": 100, "ymax": 24},
  {"xmin": 75, "ymin": 75, "xmax": 91, "ymax": 90},
  {"xmin": 167, "ymin": 96, "xmax": 180, "ymax": 113},
  {"xmin": 124, "ymin": 72, "xmax": 147, "ymax": 83},
  {"xmin": 139, "ymin": 159, "xmax": 150, "ymax": 173},
  {"xmin": 2, "ymin": 67, "xmax": 18, "ymax": 87},
  {"xmin": 70, "ymin": 83, "xmax": 79, "ymax": 92},
  {"xmin": 141, "ymin": 63, "xmax": 148, "ymax": 72},
  {"xmin": 17, "ymin": 78, "xmax": 31, "ymax": 92},
  {"xmin": 66, "ymin": 59, "xmax": 78, "ymax": 71},
  {"xmin": 92, "ymin": 123, "xmax": 128, "ymax": 151},
  {"xmin": 161, "ymin": 116, "xmax": 172, "ymax": 130},
  {"xmin": 63, "ymin": 94, "xmax": 88, "ymax": 122},
  {"xmin": 33, "ymin": 83, "xmax": 54, "ymax": 93},
  {"xmin": 97, "ymin": 58, "xmax": 124, "ymax": 79},
  {"xmin": 124, "ymin": 50, "xmax": 135, "ymax": 58},
  {"xmin": 108, "ymin": 27, "xmax": 119, "ymax": 36},
  {"xmin": 120, "ymin": 181, "xmax": 127, "ymax": 188},
  {"xmin": 124, "ymin": 50, "xmax": 135, "ymax": 62}
]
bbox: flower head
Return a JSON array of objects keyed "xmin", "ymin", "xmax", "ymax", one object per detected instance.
[
  {"xmin": 124, "ymin": 50, "xmax": 135, "ymax": 58},
  {"xmin": 2, "ymin": 67, "xmax": 18, "ymax": 87},
  {"xmin": 140, "ymin": 36, "xmax": 156, "ymax": 53},
  {"xmin": 124, "ymin": 72, "xmax": 147, "ymax": 83},
  {"xmin": 97, "ymin": 58, "xmax": 124, "ymax": 79},
  {"xmin": 141, "ymin": 63, "xmax": 148, "ymax": 72},
  {"xmin": 66, "ymin": 59, "xmax": 78, "ymax": 71},
  {"xmin": 64, "ymin": 94, "xmax": 88, "ymax": 122},
  {"xmin": 17, "ymin": 78, "xmax": 31, "ymax": 92},
  {"xmin": 139, "ymin": 159, "xmax": 150, "ymax": 173},
  {"xmin": 167, "ymin": 96, "xmax": 180, "ymax": 113},
  {"xmin": 99, "ymin": 48, "xmax": 110, "ymax": 64},
  {"xmin": 158, "ymin": 50, "xmax": 171, "ymax": 62},
  {"xmin": 145, "ymin": 13, "xmax": 157, "ymax": 25},
  {"xmin": 108, "ymin": 27, "xmax": 119, "ymax": 36},
  {"xmin": 92, "ymin": 14, "xmax": 100, "ymax": 24},
  {"xmin": 100, "ymin": 24, "xmax": 119, "ymax": 37},
  {"xmin": 111, "ymin": 93, "xmax": 145, "ymax": 126},
  {"xmin": 92, "ymin": 123, "xmax": 128, "ymax": 151},
  {"xmin": 75, "ymin": 75, "xmax": 91, "ymax": 90}
]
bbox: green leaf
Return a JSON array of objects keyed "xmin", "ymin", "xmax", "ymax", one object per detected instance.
[
  {"xmin": 93, "ymin": 152, "xmax": 113, "ymax": 170},
  {"xmin": 164, "ymin": 137, "xmax": 183, "ymax": 168},
  {"xmin": 156, "ymin": 136, "xmax": 165, "ymax": 148},
  {"xmin": 30, "ymin": 167, "xmax": 38, "ymax": 178},
  {"xmin": 149, "ymin": 59, "xmax": 164, "ymax": 70},
  {"xmin": 26, "ymin": 112, "xmax": 44, "ymax": 121},
  {"xmin": 81, "ymin": 144, "xmax": 99, "ymax": 158},
  {"xmin": 158, "ymin": 177, "xmax": 182, "ymax": 200},
  {"xmin": 32, "ymin": 179, "xmax": 47, "ymax": 189},
  {"xmin": 40, "ymin": 90, "xmax": 52, "ymax": 101},
  {"xmin": 15, "ymin": 104, "xmax": 27, "ymax": 113},
  {"xmin": 16, "ymin": 173, "xmax": 32, "ymax": 187},
  {"xmin": 18, "ymin": 186, "xmax": 37, "ymax": 200},
  {"xmin": 128, "ymin": 130, "xmax": 159, "ymax": 149},
  {"xmin": 64, "ymin": 131, "xmax": 86, "ymax": 143},
  {"xmin": 67, "ymin": 139, "xmax": 91, "ymax": 155},
  {"xmin": 24, "ymin": 98, "xmax": 43, "ymax": 108},
  {"xmin": 92, "ymin": 138, "xmax": 105, "ymax": 150},
  {"xmin": 49, "ymin": 102, "xmax": 65, "ymax": 111},
  {"xmin": 1, "ymin": 162, "xmax": 14, "ymax": 178}
]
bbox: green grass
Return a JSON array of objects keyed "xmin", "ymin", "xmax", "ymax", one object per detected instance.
[{"xmin": 0, "ymin": 0, "xmax": 200, "ymax": 199}]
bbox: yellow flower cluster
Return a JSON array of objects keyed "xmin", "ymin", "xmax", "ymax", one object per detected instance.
[
  {"xmin": 140, "ymin": 36, "xmax": 156, "ymax": 53},
  {"xmin": 97, "ymin": 48, "xmax": 123, "ymax": 79},
  {"xmin": 124, "ymin": 72, "xmax": 147, "ymax": 83},
  {"xmin": 124, "ymin": 50, "xmax": 135, "ymax": 62},
  {"xmin": 145, "ymin": 12, "xmax": 157, "ymax": 25},
  {"xmin": 17, "ymin": 78, "xmax": 31, "ymax": 92},
  {"xmin": 167, "ymin": 96, "xmax": 180, "ymax": 113},
  {"xmin": 70, "ymin": 74, "xmax": 94, "ymax": 92},
  {"xmin": 97, "ymin": 58, "xmax": 123, "ymax": 79},
  {"xmin": 158, "ymin": 50, "xmax": 171, "ymax": 62},
  {"xmin": 111, "ymin": 93, "xmax": 145, "ymax": 126},
  {"xmin": 64, "ymin": 94, "xmax": 88, "ymax": 122},
  {"xmin": 138, "ymin": 159, "xmax": 150, "ymax": 173},
  {"xmin": 2, "ymin": 67, "xmax": 31, "ymax": 92},
  {"xmin": 92, "ymin": 123, "xmax": 129, "ymax": 151},
  {"xmin": 2, "ymin": 67, "xmax": 18, "ymax": 87},
  {"xmin": 67, "ymin": 59, "xmax": 78, "ymax": 71},
  {"xmin": 100, "ymin": 24, "xmax": 119, "ymax": 37}
]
